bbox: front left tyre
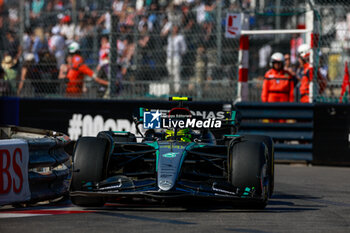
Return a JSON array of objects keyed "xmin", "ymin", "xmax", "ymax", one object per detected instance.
[{"xmin": 70, "ymin": 137, "xmax": 109, "ymax": 207}]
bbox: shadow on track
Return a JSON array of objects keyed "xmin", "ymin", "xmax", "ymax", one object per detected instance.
[{"xmin": 82, "ymin": 192, "xmax": 322, "ymax": 214}]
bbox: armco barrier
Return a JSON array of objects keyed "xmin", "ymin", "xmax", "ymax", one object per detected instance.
[
  {"xmin": 235, "ymin": 103, "xmax": 314, "ymax": 162},
  {"xmin": 0, "ymin": 125, "xmax": 71, "ymax": 205}
]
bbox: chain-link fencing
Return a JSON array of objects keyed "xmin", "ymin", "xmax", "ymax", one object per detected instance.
[{"xmin": 0, "ymin": 0, "xmax": 350, "ymax": 102}]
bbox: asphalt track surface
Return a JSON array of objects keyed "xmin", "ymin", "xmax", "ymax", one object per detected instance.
[{"xmin": 0, "ymin": 164, "xmax": 350, "ymax": 233}]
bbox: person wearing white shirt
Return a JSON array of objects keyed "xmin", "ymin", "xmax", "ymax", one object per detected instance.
[
  {"xmin": 166, "ymin": 25, "xmax": 187, "ymax": 93},
  {"xmin": 49, "ymin": 26, "xmax": 66, "ymax": 68}
]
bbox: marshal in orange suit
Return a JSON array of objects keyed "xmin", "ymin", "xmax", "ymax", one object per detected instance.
[{"xmin": 261, "ymin": 52, "xmax": 294, "ymax": 103}]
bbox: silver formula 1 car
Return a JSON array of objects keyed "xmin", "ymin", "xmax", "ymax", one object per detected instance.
[{"xmin": 70, "ymin": 97, "xmax": 274, "ymax": 209}]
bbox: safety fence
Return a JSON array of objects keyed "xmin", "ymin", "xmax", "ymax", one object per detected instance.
[
  {"xmin": 0, "ymin": 125, "xmax": 71, "ymax": 205},
  {"xmin": 1, "ymin": 1, "xmax": 350, "ymax": 102},
  {"xmin": 0, "ymin": 79, "xmax": 345, "ymax": 102}
]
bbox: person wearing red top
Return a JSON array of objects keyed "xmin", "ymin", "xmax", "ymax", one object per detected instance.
[
  {"xmin": 261, "ymin": 52, "xmax": 294, "ymax": 103},
  {"xmin": 297, "ymin": 44, "xmax": 312, "ymax": 103},
  {"xmin": 65, "ymin": 42, "xmax": 108, "ymax": 97},
  {"xmin": 297, "ymin": 44, "xmax": 328, "ymax": 103},
  {"xmin": 299, "ymin": 62, "xmax": 313, "ymax": 103}
]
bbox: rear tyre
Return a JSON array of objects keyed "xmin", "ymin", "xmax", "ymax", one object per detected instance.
[
  {"xmin": 70, "ymin": 137, "xmax": 108, "ymax": 207},
  {"xmin": 229, "ymin": 139, "xmax": 268, "ymax": 209},
  {"xmin": 241, "ymin": 134, "xmax": 274, "ymax": 197}
]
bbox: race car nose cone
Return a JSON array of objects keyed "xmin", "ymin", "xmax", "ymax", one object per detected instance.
[{"xmin": 159, "ymin": 180, "xmax": 173, "ymax": 191}]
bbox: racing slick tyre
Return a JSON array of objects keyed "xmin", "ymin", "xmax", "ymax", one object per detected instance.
[
  {"xmin": 229, "ymin": 139, "xmax": 269, "ymax": 209},
  {"xmin": 70, "ymin": 137, "xmax": 109, "ymax": 207},
  {"xmin": 241, "ymin": 135, "xmax": 274, "ymax": 197}
]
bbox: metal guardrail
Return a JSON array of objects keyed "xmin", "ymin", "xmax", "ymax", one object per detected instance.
[
  {"xmin": 0, "ymin": 125, "xmax": 72, "ymax": 205},
  {"xmin": 236, "ymin": 103, "xmax": 314, "ymax": 162}
]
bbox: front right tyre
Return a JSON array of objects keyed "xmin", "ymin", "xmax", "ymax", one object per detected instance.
[{"xmin": 229, "ymin": 139, "xmax": 269, "ymax": 209}]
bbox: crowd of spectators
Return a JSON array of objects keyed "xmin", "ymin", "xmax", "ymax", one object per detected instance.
[
  {"xmin": 0, "ymin": 0, "xmax": 245, "ymax": 97},
  {"xmin": 0, "ymin": 0, "xmax": 337, "ymax": 99}
]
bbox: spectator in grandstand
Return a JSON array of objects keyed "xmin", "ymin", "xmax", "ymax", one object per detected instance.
[
  {"xmin": 166, "ymin": 3, "xmax": 183, "ymax": 26},
  {"xmin": 58, "ymin": 52, "xmax": 72, "ymax": 94},
  {"xmin": 62, "ymin": 42, "xmax": 108, "ymax": 97},
  {"xmin": 0, "ymin": 65, "xmax": 10, "ymax": 96},
  {"xmin": 124, "ymin": 5, "xmax": 137, "ymax": 27},
  {"xmin": 58, "ymin": 53, "xmax": 72, "ymax": 80},
  {"xmin": 5, "ymin": 31, "xmax": 21, "ymax": 69},
  {"xmin": 181, "ymin": 3, "xmax": 197, "ymax": 78},
  {"xmin": 22, "ymin": 28, "xmax": 33, "ymax": 62},
  {"xmin": 258, "ymin": 44, "xmax": 272, "ymax": 76},
  {"xmin": 77, "ymin": 16, "xmax": 96, "ymax": 60},
  {"xmin": 182, "ymin": 3, "xmax": 197, "ymax": 45},
  {"xmin": 294, "ymin": 55, "xmax": 306, "ymax": 102},
  {"xmin": 53, "ymin": 0, "xmax": 65, "ymax": 11},
  {"xmin": 1, "ymin": 55, "xmax": 16, "ymax": 94},
  {"xmin": 188, "ymin": 42, "xmax": 206, "ymax": 94},
  {"xmin": 32, "ymin": 27, "xmax": 48, "ymax": 63},
  {"xmin": 60, "ymin": 15, "xmax": 75, "ymax": 44},
  {"xmin": 37, "ymin": 50, "xmax": 59, "ymax": 95},
  {"xmin": 17, "ymin": 53, "xmax": 40, "ymax": 96},
  {"xmin": 290, "ymin": 34, "xmax": 303, "ymax": 65},
  {"xmin": 194, "ymin": 0, "xmax": 206, "ymax": 25},
  {"xmin": 48, "ymin": 26, "xmax": 65, "ymax": 69},
  {"xmin": 0, "ymin": 12, "xmax": 7, "ymax": 58},
  {"xmin": 30, "ymin": 0, "xmax": 45, "ymax": 19},
  {"xmin": 98, "ymin": 35, "xmax": 110, "ymax": 69},
  {"xmin": 138, "ymin": 14, "xmax": 149, "ymax": 32},
  {"xmin": 96, "ymin": 52, "xmax": 113, "ymax": 98},
  {"xmin": 74, "ymin": 16, "xmax": 90, "ymax": 42},
  {"xmin": 284, "ymin": 53, "xmax": 296, "ymax": 77},
  {"xmin": 137, "ymin": 22, "xmax": 155, "ymax": 80},
  {"xmin": 7, "ymin": 3, "xmax": 19, "ymax": 33},
  {"xmin": 145, "ymin": 3, "xmax": 159, "ymax": 33},
  {"xmin": 261, "ymin": 52, "xmax": 294, "ymax": 103},
  {"xmin": 117, "ymin": 35, "xmax": 134, "ymax": 78},
  {"xmin": 203, "ymin": 0, "xmax": 216, "ymax": 42},
  {"xmin": 160, "ymin": 16, "xmax": 172, "ymax": 39},
  {"xmin": 41, "ymin": 0, "xmax": 60, "ymax": 27},
  {"xmin": 284, "ymin": 53, "xmax": 298, "ymax": 85},
  {"xmin": 319, "ymin": 52, "xmax": 329, "ymax": 83},
  {"xmin": 96, "ymin": 10, "xmax": 111, "ymax": 34},
  {"xmin": 112, "ymin": 0, "xmax": 125, "ymax": 16},
  {"xmin": 166, "ymin": 25, "xmax": 187, "ymax": 93}
]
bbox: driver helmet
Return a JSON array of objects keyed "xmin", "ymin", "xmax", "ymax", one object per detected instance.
[{"xmin": 165, "ymin": 128, "xmax": 192, "ymax": 142}]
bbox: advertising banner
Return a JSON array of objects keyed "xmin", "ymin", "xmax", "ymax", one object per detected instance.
[
  {"xmin": 7, "ymin": 98, "xmax": 231, "ymax": 141},
  {"xmin": 225, "ymin": 13, "xmax": 242, "ymax": 38},
  {"xmin": 0, "ymin": 139, "xmax": 31, "ymax": 205}
]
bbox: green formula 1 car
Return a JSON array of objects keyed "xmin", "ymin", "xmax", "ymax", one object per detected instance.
[{"xmin": 70, "ymin": 97, "xmax": 274, "ymax": 209}]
